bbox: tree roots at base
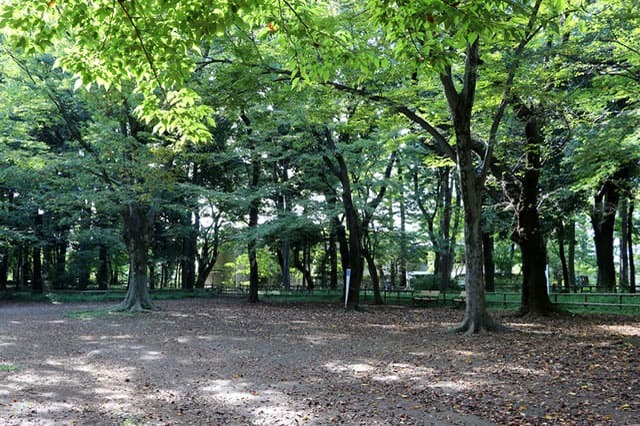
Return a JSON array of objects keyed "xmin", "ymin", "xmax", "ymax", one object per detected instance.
[
  {"xmin": 450, "ymin": 313, "xmax": 508, "ymax": 335},
  {"xmin": 110, "ymin": 296, "xmax": 160, "ymax": 313}
]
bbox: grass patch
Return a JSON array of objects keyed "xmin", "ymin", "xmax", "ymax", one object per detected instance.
[
  {"xmin": 0, "ymin": 363, "xmax": 19, "ymax": 372},
  {"xmin": 66, "ymin": 309, "xmax": 112, "ymax": 320}
]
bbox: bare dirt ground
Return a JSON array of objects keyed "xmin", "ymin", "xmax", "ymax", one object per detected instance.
[{"xmin": 1, "ymin": 298, "xmax": 639, "ymax": 426}]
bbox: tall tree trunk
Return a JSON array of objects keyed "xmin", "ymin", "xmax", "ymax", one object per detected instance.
[
  {"xmin": 243, "ymin": 112, "xmax": 260, "ymax": 303},
  {"xmin": 557, "ymin": 223, "xmax": 571, "ymax": 292},
  {"xmin": 511, "ymin": 102, "xmax": 553, "ymax": 315},
  {"xmin": 591, "ymin": 180, "xmax": 619, "ymax": 292},
  {"xmin": 619, "ymin": 198, "xmax": 629, "ymax": 290},
  {"xmin": 363, "ymin": 244, "xmax": 384, "ymax": 305},
  {"xmin": 442, "ymin": 40, "xmax": 500, "ymax": 333},
  {"xmin": 328, "ymin": 224, "xmax": 338, "ymax": 290},
  {"xmin": 281, "ymin": 238, "xmax": 291, "ymax": 289},
  {"xmin": 293, "ymin": 245, "xmax": 314, "ymax": 290},
  {"xmin": 567, "ymin": 220, "xmax": 577, "ymax": 292},
  {"xmin": 112, "ymin": 203, "xmax": 159, "ymax": 312},
  {"xmin": 32, "ymin": 244, "xmax": 43, "ymax": 294},
  {"xmin": 0, "ymin": 247, "xmax": 8, "ymax": 291},
  {"xmin": 628, "ymin": 200, "xmax": 636, "ymax": 294},
  {"xmin": 96, "ymin": 244, "xmax": 109, "ymax": 290},
  {"xmin": 482, "ymin": 231, "xmax": 495, "ymax": 292},
  {"xmin": 398, "ymin": 164, "xmax": 408, "ymax": 288},
  {"xmin": 195, "ymin": 212, "xmax": 222, "ymax": 289},
  {"xmin": 438, "ymin": 168, "xmax": 455, "ymax": 291},
  {"xmin": 181, "ymin": 220, "xmax": 196, "ymax": 291},
  {"xmin": 55, "ymin": 239, "xmax": 68, "ymax": 289},
  {"xmin": 247, "ymin": 189, "xmax": 260, "ymax": 303},
  {"xmin": 322, "ymin": 131, "xmax": 363, "ymax": 309},
  {"xmin": 76, "ymin": 239, "xmax": 91, "ymax": 290},
  {"xmin": 457, "ymin": 160, "xmax": 498, "ymax": 332}
]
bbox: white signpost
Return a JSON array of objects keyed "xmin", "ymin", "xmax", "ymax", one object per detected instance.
[{"xmin": 344, "ymin": 268, "xmax": 351, "ymax": 310}]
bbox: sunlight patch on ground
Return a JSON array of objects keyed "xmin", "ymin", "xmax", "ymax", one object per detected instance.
[
  {"xmin": 429, "ymin": 380, "xmax": 473, "ymax": 392},
  {"xmin": 598, "ymin": 324, "xmax": 640, "ymax": 336},
  {"xmin": 325, "ymin": 361, "xmax": 375, "ymax": 375},
  {"xmin": 450, "ymin": 349, "xmax": 479, "ymax": 357},
  {"xmin": 202, "ymin": 379, "xmax": 311, "ymax": 425},
  {"xmin": 203, "ymin": 379, "xmax": 259, "ymax": 403}
]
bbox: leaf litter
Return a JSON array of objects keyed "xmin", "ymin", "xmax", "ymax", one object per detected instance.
[{"xmin": 0, "ymin": 298, "xmax": 638, "ymax": 425}]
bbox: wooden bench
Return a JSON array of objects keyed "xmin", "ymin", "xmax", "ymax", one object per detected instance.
[{"xmin": 412, "ymin": 290, "xmax": 441, "ymax": 305}]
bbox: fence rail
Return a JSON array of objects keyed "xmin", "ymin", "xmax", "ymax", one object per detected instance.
[{"xmin": 484, "ymin": 291, "xmax": 640, "ymax": 310}]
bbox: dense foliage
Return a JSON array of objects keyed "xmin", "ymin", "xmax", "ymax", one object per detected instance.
[{"xmin": 0, "ymin": 1, "xmax": 638, "ymax": 324}]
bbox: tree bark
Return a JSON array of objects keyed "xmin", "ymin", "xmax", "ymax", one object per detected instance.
[
  {"xmin": 247, "ymin": 177, "xmax": 260, "ymax": 303},
  {"xmin": 619, "ymin": 198, "xmax": 629, "ymax": 290},
  {"xmin": 181, "ymin": 220, "xmax": 196, "ymax": 291},
  {"xmin": 511, "ymin": 102, "xmax": 553, "ymax": 315},
  {"xmin": 363, "ymin": 243, "xmax": 384, "ymax": 305},
  {"xmin": 327, "ymin": 224, "xmax": 338, "ymax": 290},
  {"xmin": 280, "ymin": 238, "xmax": 291, "ymax": 289},
  {"xmin": 195, "ymin": 212, "xmax": 222, "ymax": 289},
  {"xmin": 242, "ymin": 112, "xmax": 260, "ymax": 303},
  {"xmin": 438, "ymin": 168, "xmax": 455, "ymax": 291},
  {"xmin": 0, "ymin": 247, "xmax": 8, "ymax": 291},
  {"xmin": 112, "ymin": 203, "xmax": 159, "ymax": 312},
  {"xmin": 32, "ymin": 212, "xmax": 44, "ymax": 293},
  {"xmin": 293, "ymin": 244, "xmax": 314, "ymax": 290},
  {"xmin": 441, "ymin": 41, "xmax": 501, "ymax": 333},
  {"xmin": 482, "ymin": 231, "xmax": 495, "ymax": 293},
  {"xmin": 628, "ymin": 200, "xmax": 636, "ymax": 294},
  {"xmin": 557, "ymin": 223, "xmax": 571, "ymax": 292},
  {"xmin": 567, "ymin": 220, "xmax": 577, "ymax": 292},
  {"xmin": 591, "ymin": 180, "xmax": 619, "ymax": 292},
  {"xmin": 398, "ymin": 163, "xmax": 408, "ymax": 288},
  {"xmin": 96, "ymin": 244, "xmax": 109, "ymax": 290},
  {"xmin": 32, "ymin": 244, "xmax": 43, "ymax": 294},
  {"xmin": 322, "ymin": 130, "xmax": 364, "ymax": 309}
]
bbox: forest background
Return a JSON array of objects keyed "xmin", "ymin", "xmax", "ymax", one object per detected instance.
[{"xmin": 0, "ymin": 0, "xmax": 639, "ymax": 332}]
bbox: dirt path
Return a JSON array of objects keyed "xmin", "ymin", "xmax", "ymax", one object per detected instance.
[{"xmin": 1, "ymin": 298, "xmax": 638, "ymax": 425}]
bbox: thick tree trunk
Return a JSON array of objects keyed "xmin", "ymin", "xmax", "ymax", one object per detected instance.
[
  {"xmin": 512, "ymin": 103, "xmax": 553, "ymax": 315},
  {"xmin": 55, "ymin": 239, "xmax": 68, "ymax": 289},
  {"xmin": 112, "ymin": 203, "xmax": 159, "ymax": 312},
  {"xmin": 32, "ymin": 244, "xmax": 43, "ymax": 294},
  {"xmin": 591, "ymin": 180, "xmax": 619, "ymax": 292},
  {"xmin": 442, "ymin": 41, "xmax": 500, "ymax": 333},
  {"xmin": 455, "ymin": 165, "xmax": 500, "ymax": 333},
  {"xmin": 482, "ymin": 231, "xmax": 495, "ymax": 292}
]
